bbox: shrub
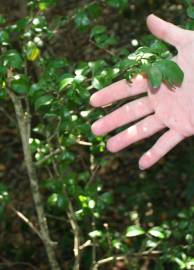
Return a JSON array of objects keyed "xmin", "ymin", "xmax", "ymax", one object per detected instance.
[{"xmin": 0, "ymin": 0, "xmax": 194, "ymax": 269}]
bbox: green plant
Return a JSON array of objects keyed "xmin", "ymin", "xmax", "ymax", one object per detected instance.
[{"xmin": 0, "ymin": 0, "xmax": 193, "ymax": 269}]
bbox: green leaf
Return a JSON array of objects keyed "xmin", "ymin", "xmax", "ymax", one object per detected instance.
[
  {"xmin": 89, "ymin": 230, "xmax": 102, "ymax": 238},
  {"xmin": 78, "ymin": 195, "xmax": 89, "ymax": 208},
  {"xmin": 135, "ymin": 46, "xmax": 151, "ymax": 54},
  {"xmin": 92, "ymin": 74, "xmax": 111, "ymax": 89},
  {"xmin": 0, "ymin": 183, "xmax": 11, "ymax": 205},
  {"xmin": 95, "ymin": 34, "xmax": 117, "ymax": 48},
  {"xmin": 47, "ymin": 58, "xmax": 68, "ymax": 69},
  {"xmin": 88, "ymin": 60, "xmax": 108, "ymax": 75},
  {"xmin": 115, "ymin": 59, "xmax": 136, "ymax": 69},
  {"xmin": 187, "ymin": 6, "xmax": 194, "ymax": 19},
  {"xmin": 106, "ymin": 0, "xmax": 128, "ymax": 9},
  {"xmin": 112, "ymin": 240, "xmax": 124, "ymax": 251},
  {"xmin": 42, "ymin": 179, "xmax": 61, "ymax": 192},
  {"xmin": 35, "ymin": 95, "xmax": 53, "ymax": 110},
  {"xmin": 11, "ymin": 75, "xmax": 30, "ymax": 94},
  {"xmin": 0, "ymin": 88, "xmax": 7, "ymax": 99},
  {"xmin": 147, "ymin": 65, "xmax": 163, "ymax": 89},
  {"xmin": 48, "ymin": 193, "xmax": 67, "ymax": 209},
  {"xmin": 91, "ymin": 25, "xmax": 107, "ymax": 38},
  {"xmin": 185, "ymin": 234, "xmax": 193, "ymax": 244},
  {"xmin": 150, "ymin": 40, "xmax": 169, "ymax": 55},
  {"xmin": 185, "ymin": 21, "xmax": 194, "ymax": 30},
  {"xmin": 148, "ymin": 227, "xmax": 166, "ymax": 239},
  {"xmin": 0, "ymin": 65, "xmax": 7, "ymax": 76},
  {"xmin": 14, "ymin": 18, "xmax": 29, "ymax": 33},
  {"xmin": 38, "ymin": 0, "xmax": 57, "ymax": 10},
  {"xmin": 86, "ymin": 3, "xmax": 102, "ymax": 18},
  {"xmin": 59, "ymin": 74, "xmax": 74, "ymax": 90},
  {"xmin": 126, "ymin": 225, "xmax": 145, "ymax": 237},
  {"xmin": 155, "ymin": 60, "xmax": 184, "ymax": 87},
  {"xmin": 4, "ymin": 50, "xmax": 23, "ymax": 69},
  {"xmin": 98, "ymin": 192, "xmax": 113, "ymax": 206},
  {"xmin": 0, "ymin": 30, "xmax": 9, "ymax": 45},
  {"xmin": 75, "ymin": 10, "xmax": 90, "ymax": 30}
]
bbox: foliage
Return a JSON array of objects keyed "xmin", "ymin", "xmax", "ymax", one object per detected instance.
[{"xmin": 0, "ymin": 0, "xmax": 193, "ymax": 269}]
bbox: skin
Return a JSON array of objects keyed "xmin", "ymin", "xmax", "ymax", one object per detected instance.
[{"xmin": 90, "ymin": 14, "xmax": 194, "ymax": 170}]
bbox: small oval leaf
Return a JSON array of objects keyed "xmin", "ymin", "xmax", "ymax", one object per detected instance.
[{"xmin": 126, "ymin": 225, "xmax": 145, "ymax": 237}]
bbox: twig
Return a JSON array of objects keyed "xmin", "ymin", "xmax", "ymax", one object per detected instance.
[
  {"xmin": 49, "ymin": 121, "xmax": 83, "ymax": 269},
  {"xmin": 47, "ymin": 117, "xmax": 62, "ymax": 143},
  {"xmin": 49, "ymin": 146, "xmax": 83, "ymax": 270},
  {"xmin": 94, "ymin": 251, "xmax": 162, "ymax": 269},
  {"xmin": 66, "ymin": 193, "xmax": 82, "ymax": 270},
  {"xmin": 86, "ymin": 165, "xmax": 100, "ymax": 188},
  {"xmin": 91, "ymin": 219, "xmax": 97, "ymax": 270},
  {"xmin": 79, "ymin": 240, "xmax": 92, "ymax": 250},
  {"xmin": 9, "ymin": 205, "xmax": 43, "ymax": 241},
  {"xmin": 104, "ymin": 223, "xmax": 113, "ymax": 258},
  {"xmin": 36, "ymin": 147, "xmax": 64, "ymax": 166},
  {"xmin": 46, "ymin": 213, "xmax": 67, "ymax": 222},
  {"xmin": 76, "ymin": 140, "xmax": 92, "ymax": 146}
]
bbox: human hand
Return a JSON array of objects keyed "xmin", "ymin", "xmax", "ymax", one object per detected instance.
[{"xmin": 90, "ymin": 14, "xmax": 194, "ymax": 170}]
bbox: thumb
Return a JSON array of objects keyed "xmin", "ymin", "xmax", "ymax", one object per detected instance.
[{"xmin": 146, "ymin": 14, "xmax": 185, "ymax": 49}]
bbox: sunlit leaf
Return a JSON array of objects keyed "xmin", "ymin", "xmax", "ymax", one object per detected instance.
[
  {"xmin": 35, "ymin": 95, "xmax": 53, "ymax": 110},
  {"xmin": 126, "ymin": 225, "xmax": 145, "ymax": 237},
  {"xmin": 11, "ymin": 74, "xmax": 30, "ymax": 94},
  {"xmin": 148, "ymin": 227, "xmax": 166, "ymax": 239}
]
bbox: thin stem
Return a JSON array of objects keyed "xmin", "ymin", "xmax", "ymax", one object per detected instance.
[
  {"xmin": 36, "ymin": 147, "xmax": 64, "ymax": 166},
  {"xmin": 9, "ymin": 205, "xmax": 43, "ymax": 241},
  {"xmin": 94, "ymin": 251, "xmax": 162, "ymax": 268},
  {"xmin": 65, "ymin": 190, "xmax": 82, "ymax": 270}
]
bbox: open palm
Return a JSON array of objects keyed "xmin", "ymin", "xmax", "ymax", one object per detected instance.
[{"xmin": 90, "ymin": 15, "xmax": 194, "ymax": 170}]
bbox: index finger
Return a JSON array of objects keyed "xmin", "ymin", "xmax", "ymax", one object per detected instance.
[{"xmin": 89, "ymin": 75, "xmax": 148, "ymax": 108}]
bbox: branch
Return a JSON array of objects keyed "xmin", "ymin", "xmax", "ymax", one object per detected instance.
[
  {"xmin": 24, "ymin": 96, "xmax": 31, "ymax": 140},
  {"xmin": 93, "ymin": 251, "xmax": 162, "ymax": 269},
  {"xmin": 9, "ymin": 205, "xmax": 43, "ymax": 241},
  {"xmin": 76, "ymin": 139, "xmax": 92, "ymax": 146},
  {"xmin": 79, "ymin": 240, "xmax": 92, "ymax": 250},
  {"xmin": 46, "ymin": 213, "xmax": 67, "ymax": 222},
  {"xmin": 7, "ymin": 77, "xmax": 61, "ymax": 270},
  {"xmin": 66, "ymin": 193, "xmax": 82, "ymax": 270},
  {"xmin": 36, "ymin": 147, "xmax": 64, "ymax": 166}
]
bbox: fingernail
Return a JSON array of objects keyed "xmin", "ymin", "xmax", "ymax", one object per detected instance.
[
  {"xmin": 91, "ymin": 122, "xmax": 101, "ymax": 135},
  {"xmin": 139, "ymin": 165, "xmax": 145, "ymax": 171},
  {"xmin": 91, "ymin": 122, "xmax": 97, "ymax": 133},
  {"xmin": 90, "ymin": 95, "xmax": 97, "ymax": 106}
]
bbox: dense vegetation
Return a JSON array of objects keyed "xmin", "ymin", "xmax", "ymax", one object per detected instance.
[{"xmin": 0, "ymin": 0, "xmax": 194, "ymax": 269}]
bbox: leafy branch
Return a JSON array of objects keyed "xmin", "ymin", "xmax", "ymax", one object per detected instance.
[{"xmin": 7, "ymin": 69, "xmax": 60, "ymax": 270}]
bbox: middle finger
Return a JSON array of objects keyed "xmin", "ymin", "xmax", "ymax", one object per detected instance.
[{"xmin": 91, "ymin": 96, "xmax": 154, "ymax": 136}]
